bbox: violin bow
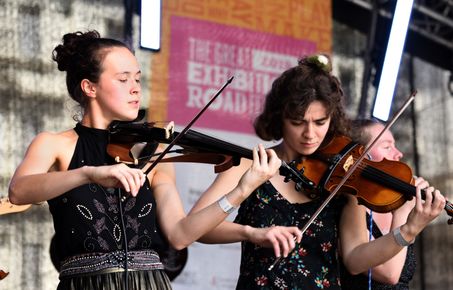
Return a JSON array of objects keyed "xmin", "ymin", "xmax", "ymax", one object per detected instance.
[
  {"xmin": 142, "ymin": 76, "xmax": 234, "ymax": 175},
  {"xmin": 268, "ymin": 91, "xmax": 416, "ymax": 271}
]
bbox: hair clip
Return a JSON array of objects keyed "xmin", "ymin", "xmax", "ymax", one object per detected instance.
[{"xmin": 305, "ymin": 54, "xmax": 332, "ymax": 73}]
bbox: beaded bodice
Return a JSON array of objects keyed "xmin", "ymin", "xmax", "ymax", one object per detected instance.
[{"xmin": 48, "ymin": 123, "xmax": 165, "ymax": 262}]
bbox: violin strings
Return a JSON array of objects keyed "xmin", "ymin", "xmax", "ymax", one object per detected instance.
[
  {"xmin": 348, "ymin": 157, "xmax": 453, "ymax": 211},
  {"xmin": 360, "ymin": 165, "xmax": 415, "ymax": 195},
  {"xmin": 183, "ymin": 130, "xmax": 253, "ymax": 158},
  {"xmin": 330, "ymin": 156, "xmax": 416, "ymax": 199},
  {"xmin": 136, "ymin": 149, "xmax": 182, "ymax": 161}
]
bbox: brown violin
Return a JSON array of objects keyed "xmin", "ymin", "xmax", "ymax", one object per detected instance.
[
  {"xmin": 0, "ymin": 269, "xmax": 9, "ymax": 280},
  {"xmin": 107, "ymin": 120, "xmax": 313, "ymax": 191},
  {"xmin": 106, "ymin": 116, "xmax": 453, "ymax": 224},
  {"xmin": 0, "ymin": 197, "xmax": 31, "ymax": 216},
  {"xmin": 268, "ymin": 134, "xmax": 452, "ymax": 271},
  {"xmin": 296, "ymin": 135, "xmax": 453, "ymax": 222}
]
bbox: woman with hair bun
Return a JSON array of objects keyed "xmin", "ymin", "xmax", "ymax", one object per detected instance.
[
  {"xmin": 8, "ymin": 30, "xmax": 287, "ymax": 289},
  {"xmin": 190, "ymin": 54, "xmax": 446, "ymax": 289}
]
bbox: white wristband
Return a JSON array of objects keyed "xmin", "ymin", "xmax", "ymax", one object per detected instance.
[
  {"xmin": 392, "ymin": 227, "xmax": 414, "ymax": 247},
  {"xmin": 218, "ymin": 195, "xmax": 236, "ymax": 214}
]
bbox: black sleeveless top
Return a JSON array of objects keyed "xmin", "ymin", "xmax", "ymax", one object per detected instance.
[
  {"xmin": 48, "ymin": 123, "xmax": 165, "ymax": 262},
  {"xmin": 340, "ymin": 213, "xmax": 416, "ymax": 290}
]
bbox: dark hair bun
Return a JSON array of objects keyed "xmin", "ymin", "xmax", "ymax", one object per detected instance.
[{"xmin": 52, "ymin": 30, "xmax": 100, "ymax": 71}]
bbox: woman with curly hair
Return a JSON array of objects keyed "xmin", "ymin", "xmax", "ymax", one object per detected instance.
[{"xmin": 190, "ymin": 54, "xmax": 445, "ymax": 289}]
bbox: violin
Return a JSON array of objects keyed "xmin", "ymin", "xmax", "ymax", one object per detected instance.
[
  {"xmin": 107, "ymin": 120, "xmax": 313, "ymax": 191},
  {"xmin": 107, "ymin": 117, "xmax": 453, "ymax": 223},
  {"xmin": 266, "ymin": 92, "xmax": 453, "ymax": 271},
  {"xmin": 0, "ymin": 269, "xmax": 8, "ymax": 280},
  {"xmin": 107, "ymin": 119, "xmax": 316, "ymax": 278},
  {"xmin": 267, "ymin": 132, "xmax": 453, "ymax": 272},
  {"xmin": 0, "ymin": 199, "xmax": 31, "ymax": 281},
  {"xmin": 295, "ymin": 135, "xmax": 453, "ymax": 222},
  {"xmin": 0, "ymin": 197, "xmax": 31, "ymax": 216},
  {"xmin": 106, "ymin": 76, "xmax": 296, "ymax": 176}
]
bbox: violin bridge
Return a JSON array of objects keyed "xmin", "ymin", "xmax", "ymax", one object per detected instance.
[
  {"xmin": 165, "ymin": 121, "xmax": 174, "ymax": 139},
  {"xmin": 153, "ymin": 121, "xmax": 175, "ymax": 139},
  {"xmin": 114, "ymin": 156, "xmax": 138, "ymax": 165},
  {"xmin": 342, "ymin": 155, "xmax": 354, "ymax": 172}
]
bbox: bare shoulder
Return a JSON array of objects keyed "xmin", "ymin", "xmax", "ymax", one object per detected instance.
[
  {"xmin": 340, "ymin": 195, "xmax": 367, "ymax": 226},
  {"xmin": 32, "ymin": 129, "xmax": 77, "ymax": 154},
  {"xmin": 34, "ymin": 128, "xmax": 76, "ymax": 144},
  {"xmin": 22, "ymin": 128, "xmax": 78, "ymax": 172},
  {"xmin": 26, "ymin": 129, "xmax": 64, "ymax": 151},
  {"xmin": 344, "ymin": 194, "xmax": 361, "ymax": 208}
]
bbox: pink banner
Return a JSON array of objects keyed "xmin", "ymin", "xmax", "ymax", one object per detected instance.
[{"xmin": 169, "ymin": 16, "xmax": 317, "ymax": 133}]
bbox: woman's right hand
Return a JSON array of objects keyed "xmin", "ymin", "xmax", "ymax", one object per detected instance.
[
  {"xmin": 245, "ymin": 225, "xmax": 302, "ymax": 258},
  {"xmin": 236, "ymin": 144, "xmax": 281, "ymax": 198},
  {"xmin": 84, "ymin": 163, "xmax": 146, "ymax": 196}
]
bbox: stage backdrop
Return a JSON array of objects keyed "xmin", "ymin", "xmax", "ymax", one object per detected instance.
[{"xmin": 147, "ymin": 1, "xmax": 332, "ymax": 289}]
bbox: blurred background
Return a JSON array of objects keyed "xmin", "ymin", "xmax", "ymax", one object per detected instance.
[{"xmin": 0, "ymin": 0, "xmax": 452, "ymax": 289}]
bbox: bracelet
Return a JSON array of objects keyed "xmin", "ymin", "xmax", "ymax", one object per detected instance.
[
  {"xmin": 392, "ymin": 227, "xmax": 414, "ymax": 247},
  {"xmin": 217, "ymin": 195, "xmax": 236, "ymax": 214}
]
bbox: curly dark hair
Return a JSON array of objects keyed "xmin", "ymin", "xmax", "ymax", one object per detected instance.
[
  {"xmin": 254, "ymin": 53, "xmax": 351, "ymax": 145},
  {"xmin": 52, "ymin": 30, "xmax": 131, "ymax": 109}
]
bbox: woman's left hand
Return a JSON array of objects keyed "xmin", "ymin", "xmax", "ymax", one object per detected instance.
[
  {"xmin": 402, "ymin": 184, "xmax": 446, "ymax": 239},
  {"xmin": 236, "ymin": 144, "xmax": 281, "ymax": 198}
]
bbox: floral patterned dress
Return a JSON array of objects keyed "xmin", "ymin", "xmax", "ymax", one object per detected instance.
[{"xmin": 234, "ymin": 182, "xmax": 346, "ymax": 290}]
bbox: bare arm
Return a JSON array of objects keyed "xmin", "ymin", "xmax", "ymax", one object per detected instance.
[
  {"xmin": 189, "ymin": 164, "xmax": 253, "ymax": 243},
  {"xmin": 358, "ymin": 177, "xmax": 425, "ymax": 284},
  {"xmin": 9, "ymin": 131, "xmax": 146, "ymax": 204},
  {"xmin": 340, "ymin": 184, "xmax": 445, "ymax": 275},
  {"xmin": 365, "ymin": 200, "xmax": 413, "ymax": 284},
  {"xmin": 154, "ymin": 145, "xmax": 300, "ymax": 253},
  {"xmin": 188, "ymin": 149, "xmax": 302, "ymax": 257}
]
